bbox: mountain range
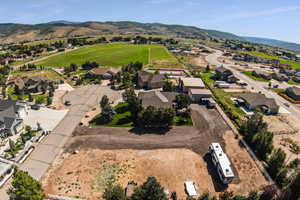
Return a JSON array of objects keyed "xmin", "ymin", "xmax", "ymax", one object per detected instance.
[{"xmin": 0, "ymin": 21, "xmax": 299, "ymax": 53}]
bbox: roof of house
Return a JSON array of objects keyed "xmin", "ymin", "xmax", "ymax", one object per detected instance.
[
  {"xmin": 239, "ymin": 93, "xmax": 278, "ymax": 111},
  {"xmin": 138, "ymin": 91, "xmax": 177, "ymax": 108},
  {"xmin": 88, "ymin": 67, "xmax": 121, "ymax": 75},
  {"xmin": 0, "ymin": 100, "xmax": 22, "ymax": 131},
  {"xmin": 216, "ymin": 66, "xmax": 231, "ymax": 74},
  {"xmin": 189, "ymin": 88, "xmax": 212, "ymax": 95},
  {"xmin": 180, "ymin": 77, "xmax": 205, "ymax": 88},
  {"xmin": 287, "ymin": 86, "xmax": 300, "ymax": 96},
  {"xmin": 138, "ymin": 71, "xmax": 164, "ymax": 84}
]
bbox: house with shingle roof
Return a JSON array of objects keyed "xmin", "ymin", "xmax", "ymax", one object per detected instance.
[
  {"xmin": 286, "ymin": 87, "xmax": 300, "ymax": 101},
  {"xmin": 0, "ymin": 100, "xmax": 27, "ymax": 138},
  {"xmin": 138, "ymin": 71, "xmax": 164, "ymax": 89},
  {"xmin": 238, "ymin": 93, "xmax": 279, "ymax": 115},
  {"xmin": 138, "ymin": 91, "xmax": 177, "ymax": 108},
  {"xmin": 13, "ymin": 76, "xmax": 53, "ymax": 94},
  {"xmin": 86, "ymin": 67, "xmax": 121, "ymax": 79}
]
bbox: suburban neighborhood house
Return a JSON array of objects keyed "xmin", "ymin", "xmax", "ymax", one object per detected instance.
[
  {"xmin": 188, "ymin": 88, "xmax": 211, "ymax": 103},
  {"xmin": 12, "ymin": 76, "xmax": 54, "ymax": 94},
  {"xmin": 138, "ymin": 71, "xmax": 164, "ymax": 89},
  {"xmin": 286, "ymin": 86, "xmax": 300, "ymax": 101},
  {"xmin": 138, "ymin": 91, "xmax": 177, "ymax": 108},
  {"xmin": 86, "ymin": 67, "xmax": 120, "ymax": 79},
  {"xmin": 215, "ymin": 66, "xmax": 239, "ymax": 83},
  {"xmin": 179, "ymin": 77, "xmax": 205, "ymax": 92},
  {"xmin": 0, "ymin": 100, "xmax": 28, "ymax": 138},
  {"xmin": 237, "ymin": 93, "xmax": 279, "ymax": 115}
]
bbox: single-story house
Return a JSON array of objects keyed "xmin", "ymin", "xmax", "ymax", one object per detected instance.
[
  {"xmin": 0, "ymin": 100, "xmax": 28, "ymax": 137},
  {"xmin": 238, "ymin": 93, "xmax": 279, "ymax": 115},
  {"xmin": 188, "ymin": 88, "xmax": 212, "ymax": 103},
  {"xmin": 138, "ymin": 71, "xmax": 164, "ymax": 89},
  {"xmin": 179, "ymin": 77, "xmax": 205, "ymax": 92},
  {"xmin": 138, "ymin": 91, "xmax": 177, "ymax": 108},
  {"xmin": 86, "ymin": 67, "xmax": 120, "ymax": 79},
  {"xmin": 286, "ymin": 87, "xmax": 300, "ymax": 101}
]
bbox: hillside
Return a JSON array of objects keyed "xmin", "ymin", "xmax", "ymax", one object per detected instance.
[
  {"xmin": 0, "ymin": 21, "xmax": 243, "ymax": 44},
  {"xmin": 243, "ymin": 36, "xmax": 300, "ymax": 53}
]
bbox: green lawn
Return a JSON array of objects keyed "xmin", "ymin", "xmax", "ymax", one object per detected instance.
[
  {"xmin": 243, "ymin": 71, "xmax": 269, "ymax": 82},
  {"xmin": 174, "ymin": 116, "xmax": 193, "ymax": 126},
  {"xmin": 90, "ymin": 102, "xmax": 193, "ymax": 127},
  {"xmin": 90, "ymin": 103, "xmax": 134, "ymax": 127},
  {"xmin": 7, "ymin": 86, "xmax": 48, "ymax": 104},
  {"xmin": 35, "ymin": 43, "xmax": 178, "ymax": 68},
  {"xmin": 199, "ymin": 72, "xmax": 214, "ymax": 84},
  {"xmin": 241, "ymin": 51, "xmax": 300, "ymax": 69}
]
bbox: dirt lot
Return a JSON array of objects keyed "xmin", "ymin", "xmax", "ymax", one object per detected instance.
[
  {"xmin": 189, "ymin": 55, "xmax": 209, "ymax": 68},
  {"xmin": 42, "ymin": 105, "xmax": 268, "ymax": 199},
  {"xmin": 270, "ymin": 114, "xmax": 300, "ymax": 162}
]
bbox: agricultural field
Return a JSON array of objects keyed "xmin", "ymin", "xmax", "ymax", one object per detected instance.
[
  {"xmin": 241, "ymin": 51, "xmax": 300, "ymax": 69},
  {"xmin": 35, "ymin": 43, "xmax": 179, "ymax": 68}
]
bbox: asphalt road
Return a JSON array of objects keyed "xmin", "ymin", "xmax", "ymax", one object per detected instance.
[
  {"xmin": 0, "ymin": 85, "xmax": 122, "ymax": 199},
  {"xmin": 205, "ymin": 49, "xmax": 300, "ymax": 121}
]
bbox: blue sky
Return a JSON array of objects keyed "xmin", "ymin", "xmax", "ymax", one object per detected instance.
[{"xmin": 1, "ymin": 0, "xmax": 300, "ymax": 43}]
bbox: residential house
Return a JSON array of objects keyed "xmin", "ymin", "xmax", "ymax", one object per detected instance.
[
  {"xmin": 179, "ymin": 77, "xmax": 205, "ymax": 92},
  {"xmin": 252, "ymin": 70, "xmax": 272, "ymax": 80},
  {"xmin": 138, "ymin": 71, "xmax": 164, "ymax": 89},
  {"xmin": 13, "ymin": 76, "xmax": 54, "ymax": 94},
  {"xmin": 138, "ymin": 91, "xmax": 177, "ymax": 108},
  {"xmin": 0, "ymin": 100, "xmax": 28, "ymax": 138},
  {"xmin": 188, "ymin": 89, "xmax": 212, "ymax": 103},
  {"xmin": 271, "ymin": 73, "xmax": 289, "ymax": 82},
  {"xmin": 286, "ymin": 87, "xmax": 300, "ymax": 101},
  {"xmin": 86, "ymin": 67, "xmax": 121, "ymax": 80},
  {"xmin": 215, "ymin": 67, "xmax": 238, "ymax": 83},
  {"xmin": 279, "ymin": 69, "xmax": 295, "ymax": 76},
  {"xmin": 238, "ymin": 93, "xmax": 279, "ymax": 115}
]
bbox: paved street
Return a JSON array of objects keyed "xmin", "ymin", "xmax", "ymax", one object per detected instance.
[
  {"xmin": 0, "ymin": 85, "xmax": 122, "ymax": 199},
  {"xmin": 206, "ymin": 49, "xmax": 300, "ymax": 121}
]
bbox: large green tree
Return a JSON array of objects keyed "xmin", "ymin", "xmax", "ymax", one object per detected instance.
[
  {"xmin": 103, "ymin": 185, "xmax": 126, "ymax": 200},
  {"xmin": 8, "ymin": 170, "xmax": 45, "ymax": 200},
  {"xmin": 251, "ymin": 131, "xmax": 274, "ymax": 160},
  {"xmin": 267, "ymin": 148, "xmax": 287, "ymax": 184},
  {"xmin": 100, "ymin": 95, "xmax": 110, "ymax": 109},
  {"xmin": 122, "ymin": 88, "xmax": 142, "ymax": 121},
  {"xmin": 289, "ymin": 172, "xmax": 300, "ymax": 200},
  {"xmin": 131, "ymin": 177, "xmax": 167, "ymax": 200},
  {"xmin": 162, "ymin": 80, "xmax": 175, "ymax": 92},
  {"xmin": 175, "ymin": 93, "xmax": 190, "ymax": 110}
]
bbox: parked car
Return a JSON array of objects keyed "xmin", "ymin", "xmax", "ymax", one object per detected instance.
[{"xmin": 64, "ymin": 100, "xmax": 71, "ymax": 106}]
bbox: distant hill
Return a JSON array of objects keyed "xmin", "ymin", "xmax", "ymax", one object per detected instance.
[
  {"xmin": 243, "ymin": 36, "xmax": 300, "ymax": 53},
  {"xmin": 0, "ymin": 21, "xmax": 243, "ymax": 44}
]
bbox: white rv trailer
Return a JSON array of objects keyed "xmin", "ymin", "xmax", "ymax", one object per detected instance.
[{"xmin": 209, "ymin": 143, "xmax": 235, "ymax": 184}]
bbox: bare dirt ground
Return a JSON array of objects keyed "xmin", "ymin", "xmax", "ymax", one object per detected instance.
[
  {"xmin": 189, "ymin": 55, "xmax": 209, "ymax": 68},
  {"xmin": 42, "ymin": 105, "xmax": 268, "ymax": 199},
  {"xmin": 270, "ymin": 114, "xmax": 300, "ymax": 162},
  {"xmin": 264, "ymin": 114, "xmax": 299, "ymax": 135}
]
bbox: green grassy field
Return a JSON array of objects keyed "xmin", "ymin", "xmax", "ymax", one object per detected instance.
[
  {"xmin": 35, "ymin": 43, "xmax": 178, "ymax": 68},
  {"xmin": 241, "ymin": 51, "xmax": 300, "ymax": 69}
]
